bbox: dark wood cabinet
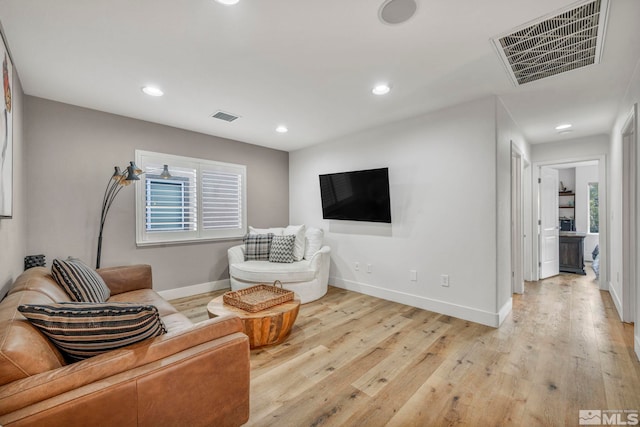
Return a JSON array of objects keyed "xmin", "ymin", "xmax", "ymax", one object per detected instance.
[{"xmin": 559, "ymin": 232, "xmax": 586, "ymax": 275}]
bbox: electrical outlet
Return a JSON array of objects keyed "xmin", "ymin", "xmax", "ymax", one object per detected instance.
[
  {"xmin": 367, "ymin": 264, "xmax": 372, "ymax": 274},
  {"xmin": 354, "ymin": 262, "xmax": 360, "ymax": 271},
  {"xmin": 409, "ymin": 270, "xmax": 418, "ymax": 281},
  {"xmin": 440, "ymin": 274, "xmax": 449, "ymax": 287}
]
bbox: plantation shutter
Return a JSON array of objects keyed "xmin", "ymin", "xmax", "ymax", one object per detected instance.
[{"xmin": 201, "ymin": 169, "xmax": 243, "ymax": 230}]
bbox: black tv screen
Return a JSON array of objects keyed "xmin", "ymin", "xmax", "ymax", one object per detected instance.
[{"xmin": 319, "ymin": 168, "xmax": 391, "ymax": 223}]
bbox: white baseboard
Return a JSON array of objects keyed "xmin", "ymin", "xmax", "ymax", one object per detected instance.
[
  {"xmin": 635, "ymin": 335, "xmax": 640, "ymax": 362},
  {"xmin": 158, "ymin": 279, "xmax": 230, "ymax": 301},
  {"xmin": 498, "ymin": 298, "xmax": 513, "ymax": 326},
  {"xmin": 608, "ymin": 281, "xmax": 624, "ymax": 321},
  {"xmin": 330, "ymin": 276, "xmax": 503, "ymax": 327}
]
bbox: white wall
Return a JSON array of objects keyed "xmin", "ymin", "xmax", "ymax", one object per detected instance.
[
  {"xmin": 0, "ymin": 68, "xmax": 26, "ymax": 297},
  {"xmin": 558, "ymin": 168, "xmax": 575, "ymax": 194},
  {"xmin": 609, "ymin": 58, "xmax": 640, "ymax": 359},
  {"xmin": 532, "ymin": 135, "xmax": 609, "ymax": 162},
  {"xmin": 497, "ymin": 98, "xmax": 531, "ymax": 306},
  {"xmin": 575, "ymin": 165, "xmax": 599, "ymax": 260},
  {"xmin": 290, "ymin": 96, "xmax": 515, "ymax": 327}
]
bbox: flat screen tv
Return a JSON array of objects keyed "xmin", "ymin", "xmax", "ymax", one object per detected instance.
[{"xmin": 319, "ymin": 168, "xmax": 391, "ymax": 223}]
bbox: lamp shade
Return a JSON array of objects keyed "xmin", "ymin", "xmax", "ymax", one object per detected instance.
[
  {"xmin": 111, "ymin": 166, "xmax": 123, "ymax": 180},
  {"xmin": 125, "ymin": 165, "xmax": 140, "ymax": 181},
  {"xmin": 129, "ymin": 161, "xmax": 143, "ymax": 175},
  {"xmin": 160, "ymin": 164, "xmax": 172, "ymax": 179}
]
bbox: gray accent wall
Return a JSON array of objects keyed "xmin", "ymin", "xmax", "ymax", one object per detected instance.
[
  {"xmin": 25, "ymin": 97, "xmax": 289, "ymax": 292},
  {"xmin": 0, "ymin": 70, "xmax": 26, "ymax": 297}
]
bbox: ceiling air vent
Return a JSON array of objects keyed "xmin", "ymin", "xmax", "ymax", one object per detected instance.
[
  {"xmin": 211, "ymin": 111, "xmax": 240, "ymax": 122},
  {"xmin": 492, "ymin": 0, "xmax": 609, "ymax": 86}
]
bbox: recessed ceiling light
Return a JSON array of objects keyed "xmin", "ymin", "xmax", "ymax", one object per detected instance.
[
  {"xmin": 276, "ymin": 125, "xmax": 288, "ymax": 133},
  {"xmin": 142, "ymin": 86, "xmax": 164, "ymax": 97},
  {"xmin": 555, "ymin": 123, "xmax": 572, "ymax": 131},
  {"xmin": 215, "ymin": 0, "xmax": 239, "ymax": 5},
  {"xmin": 372, "ymin": 84, "xmax": 391, "ymax": 95}
]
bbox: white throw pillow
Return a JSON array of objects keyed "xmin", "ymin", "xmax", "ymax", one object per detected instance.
[
  {"xmin": 284, "ymin": 224, "xmax": 306, "ymax": 261},
  {"xmin": 249, "ymin": 226, "xmax": 284, "ymax": 236},
  {"xmin": 304, "ymin": 227, "xmax": 324, "ymax": 259}
]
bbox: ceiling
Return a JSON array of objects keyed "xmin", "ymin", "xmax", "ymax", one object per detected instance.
[{"xmin": 0, "ymin": 0, "xmax": 638, "ymax": 152}]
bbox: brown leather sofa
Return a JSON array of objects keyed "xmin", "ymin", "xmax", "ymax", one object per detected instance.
[{"xmin": 0, "ymin": 264, "xmax": 250, "ymax": 427}]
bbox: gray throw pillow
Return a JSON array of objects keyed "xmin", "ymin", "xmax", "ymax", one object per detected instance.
[
  {"xmin": 269, "ymin": 234, "xmax": 296, "ymax": 263},
  {"xmin": 244, "ymin": 233, "xmax": 274, "ymax": 261}
]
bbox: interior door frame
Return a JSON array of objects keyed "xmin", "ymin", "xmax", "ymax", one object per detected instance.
[
  {"xmin": 621, "ymin": 104, "xmax": 637, "ymax": 323},
  {"xmin": 511, "ymin": 143, "xmax": 524, "ymax": 294},
  {"xmin": 531, "ymin": 155, "xmax": 607, "ymax": 289}
]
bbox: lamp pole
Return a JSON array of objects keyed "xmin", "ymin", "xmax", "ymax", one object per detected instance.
[{"xmin": 96, "ymin": 162, "xmax": 142, "ymax": 269}]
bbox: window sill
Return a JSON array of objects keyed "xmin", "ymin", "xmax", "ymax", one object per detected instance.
[{"xmin": 136, "ymin": 235, "xmax": 244, "ymax": 247}]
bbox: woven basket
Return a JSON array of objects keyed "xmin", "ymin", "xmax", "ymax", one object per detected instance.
[{"xmin": 223, "ymin": 281, "xmax": 294, "ymax": 313}]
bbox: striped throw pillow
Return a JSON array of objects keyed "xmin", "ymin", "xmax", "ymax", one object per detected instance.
[
  {"xmin": 243, "ymin": 233, "xmax": 274, "ymax": 261},
  {"xmin": 269, "ymin": 234, "xmax": 296, "ymax": 263},
  {"xmin": 51, "ymin": 258, "xmax": 110, "ymax": 302},
  {"xmin": 18, "ymin": 302, "xmax": 167, "ymax": 362}
]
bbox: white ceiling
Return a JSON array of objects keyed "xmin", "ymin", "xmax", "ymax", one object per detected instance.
[{"xmin": 0, "ymin": 0, "xmax": 638, "ymax": 152}]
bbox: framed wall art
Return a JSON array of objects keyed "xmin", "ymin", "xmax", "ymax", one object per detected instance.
[{"xmin": 0, "ymin": 30, "xmax": 12, "ymax": 218}]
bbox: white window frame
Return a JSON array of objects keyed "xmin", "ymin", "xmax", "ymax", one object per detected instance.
[
  {"xmin": 135, "ymin": 150, "xmax": 247, "ymax": 246},
  {"xmin": 588, "ymin": 181, "xmax": 599, "ymax": 235}
]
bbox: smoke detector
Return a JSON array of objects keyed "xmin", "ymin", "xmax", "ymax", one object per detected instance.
[
  {"xmin": 379, "ymin": 0, "xmax": 417, "ymax": 25},
  {"xmin": 492, "ymin": 0, "xmax": 609, "ymax": 85}
]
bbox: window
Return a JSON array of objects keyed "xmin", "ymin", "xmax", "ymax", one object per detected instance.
[
  {"xmin": 588, "ymin": 182, "xmax": 599, "ymax": 234},
  {"xmin": 146, "ymin": 178, "xmax": 191, "ymax": 231},
  {"xmin": 135, "ymin": 150, "xmax": 246, "ymax": 245}
]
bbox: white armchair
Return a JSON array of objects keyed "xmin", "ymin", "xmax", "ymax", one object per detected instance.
[{"xmin": 227, "ymin": 227, "xmax": 330, "ymax": 303}]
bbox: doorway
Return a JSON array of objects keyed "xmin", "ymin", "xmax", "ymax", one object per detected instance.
[{"xmin": 532, "ymin": 156, "xmax": 607, "ymax": 288}]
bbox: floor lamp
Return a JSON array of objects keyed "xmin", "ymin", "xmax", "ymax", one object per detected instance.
[{"xmin": 96, "ymin": 161, "xmax": 142, "ymax": 269}]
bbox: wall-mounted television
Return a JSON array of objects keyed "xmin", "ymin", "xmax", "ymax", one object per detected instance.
[{"xmin": 319, "ymin": 168, "xmax": 391, "ymax": 223}]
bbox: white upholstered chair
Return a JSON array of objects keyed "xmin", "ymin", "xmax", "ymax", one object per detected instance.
[{"xmin": 227, "ymin": 226, "xmax": 330, "ymax": 304}]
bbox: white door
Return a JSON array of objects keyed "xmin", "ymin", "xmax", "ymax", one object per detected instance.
[{"xmin": 540, "ymin": 167, "xmax": 560, "ymax": 279}]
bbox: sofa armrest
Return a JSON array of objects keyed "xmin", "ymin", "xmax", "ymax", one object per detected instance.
[
  {"xmin": 309, "ymin": 246, "xmax": 331, "ymax": 271},
  {"xmin": 228, "ymin": 244, "xmax": 245, "ymax": 266},
  {"xmin": 97, "ymin": 264, "xmax": 152, "ymax": 295},
  {"xmin": 0, "ymin": 314, "xmax": 246, "ymax": 417}
]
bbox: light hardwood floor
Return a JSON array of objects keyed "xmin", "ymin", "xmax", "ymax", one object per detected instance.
[{"xmin": 171, "ymin": 269, "xmax": 640, "ymax": 426}]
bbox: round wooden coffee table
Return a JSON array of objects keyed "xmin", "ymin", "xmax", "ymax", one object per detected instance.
[{"xmin": 207, "ymin": 295, "xmax": 300, "ymax": 349}]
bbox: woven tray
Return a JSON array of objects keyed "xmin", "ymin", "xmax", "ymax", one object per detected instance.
[{"xmin": 223, "ymin": 281, "xmax": 294, "ymax": 313}]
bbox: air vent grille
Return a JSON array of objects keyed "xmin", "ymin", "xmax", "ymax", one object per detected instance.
[
  {"xmin": 493, "ymin": 0, "xmax": 608, "ymax": 85},
  {"xmin": 211, "ymin": 111, "xmax": 239, "ymax": 122}
]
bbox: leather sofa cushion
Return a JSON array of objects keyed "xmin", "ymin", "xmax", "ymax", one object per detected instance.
[
  {"xmin": 8, "ymin": 267, "xmax": 71, "ymax": 303},
  {"xmin": 230, "ymin": 259, "xmax": 316, "ymax": 283},
  {"xmin": 161, "ymin": 312, "xmax": 195, "ymax": 333},
  {"xmin": 0, "ymin": 291, "xmax": 66, "ymax": 386},
  {"xmin": 108, "ymin": 289, "xmax": 179, "ymax": 317}
]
